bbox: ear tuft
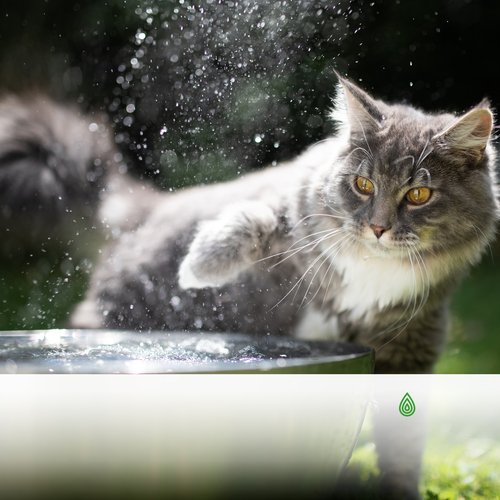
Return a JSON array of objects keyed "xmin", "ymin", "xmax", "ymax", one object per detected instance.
[
  {"xmin": 330, "ymin": 75, "xmax": 385, "ymax": 136},
  {"xmin": 433, "ymin": 107, "xmax": 493, "ymax": 162},
  {"xmin": 329, "ymin": 82, "xmax": 350, "ymax": 131},
  {"xmin": 475, "ymin": 97, "xmax": 491, "ymax": 110}
]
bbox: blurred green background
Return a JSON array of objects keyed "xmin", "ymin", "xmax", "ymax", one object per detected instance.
[{"xmin": 0, "ymin": 0, "xmax": 499, "ymax": 373}]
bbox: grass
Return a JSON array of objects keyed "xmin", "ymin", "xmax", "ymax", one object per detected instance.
[
  {"xmin": 0, "ymin": 253, "xmax": 91, "ymax": 331},
  {"xmin": 423, "ymin": 439, "xmax": 500, "ymax": 500},
  {"xmin": 338, "ymin": 417, "xmax": 500, "ymax": 499},
  {"xmin": 436, "ymin": 250, "xmax": 500, "ymax": 373},
  {"xmin": 342, "ymin": 439, "xmax": 500, "ymax": 499}
]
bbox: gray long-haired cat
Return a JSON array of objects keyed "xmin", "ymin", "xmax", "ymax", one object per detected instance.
[
  {"xmin": 67, "ymin": 77, "xmax": 497, "ymax": 373},
  {"xmin": 0, "ymin": 77, "xmax": 498, "ymax": 498}
]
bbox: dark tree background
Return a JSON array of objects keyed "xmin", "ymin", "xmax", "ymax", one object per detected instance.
[{"xmin": 1, "ymin": 0, "xmax": 498, "ymax": 188}]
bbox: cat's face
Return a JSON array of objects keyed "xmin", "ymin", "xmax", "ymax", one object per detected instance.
[{"xmin": 328, "ymin": 78, "xmax": 498, "ymax": 261}]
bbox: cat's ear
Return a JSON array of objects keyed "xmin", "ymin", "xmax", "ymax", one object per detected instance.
[
  {"xmin": 433, "ymin": 106, "xmax": 494, "ymax": 163},
  {"xmin": 331, "ymin": 75, "xmax": 385, "ymax": 135}
]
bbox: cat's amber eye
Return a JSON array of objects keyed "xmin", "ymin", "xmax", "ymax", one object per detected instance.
[
  {"xmin": 355, "ymin": 176, "xmax": 375, "ymax": 195},
  {"xmin": 406, "ymin": 187, "xmax": 432, "ymax": 205}
]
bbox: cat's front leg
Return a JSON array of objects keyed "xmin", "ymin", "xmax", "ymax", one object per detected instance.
[
  {"xmin": 178, "ymin": 201, "xmax": 279, "ymax": 289},
  {"xmin": 373, "ymin": 385, "xmax": 428, "ymax": 500},
  {"xmin": 370, "ymin": 310, "xmax": 445, "ymax": 500}
]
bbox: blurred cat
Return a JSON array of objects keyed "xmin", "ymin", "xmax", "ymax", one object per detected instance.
[
  {"xmin": 0, "ymin": 95, "xmax": 160, "ymax": 258},
  {"xmin": 0, "ymin": 77, "xmax": 498, "ymax": 498}
]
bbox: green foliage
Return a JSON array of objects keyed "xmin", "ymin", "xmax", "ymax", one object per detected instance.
[
  {"xmin": 437, "ymin": 255, "xmax": 500, "ymax": 374},
  {"xmin": 341, "ymin": 437, "xmax": 500, "ymax": 499},
  {"xmin": 423, "ymin": 439, "xmax": 500, "ymax": 500},
  {"xmin": 0, "ymin": 256, "xmax": 90, "ymax": 330}
]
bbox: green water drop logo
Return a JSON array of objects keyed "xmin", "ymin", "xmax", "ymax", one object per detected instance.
[{"xmin": 399, "ymin": 392, "xmax": 416, "ymax": 417}]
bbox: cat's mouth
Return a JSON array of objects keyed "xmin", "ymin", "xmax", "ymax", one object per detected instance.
[
  {"xmin": 362, "ymin": 240, "xmax": 400, "ymax": 257},
  {"xmin": 355, "ymin": 231, "xmax": 419, "ymax": 258}
]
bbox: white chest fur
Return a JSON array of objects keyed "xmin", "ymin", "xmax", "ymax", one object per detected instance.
[
  {"xmin": 333, "ymin": 251, "xmax": 426, "ymax": 322},
  {"xmin": 293, "ymin": 250, "xmax": 429, "ymax": 340}
]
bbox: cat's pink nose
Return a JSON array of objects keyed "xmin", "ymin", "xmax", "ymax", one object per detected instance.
[{"xmin": 370, "ymin": 224, "xmax": 390, "ymax": 239}]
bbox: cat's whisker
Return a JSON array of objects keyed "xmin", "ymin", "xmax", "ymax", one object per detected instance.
[
  {"xmin": 317, "ymin": 195, "xmax": 346, "ymax": 217},
  {"xmin": 299, "ymin": 232, "xmax": 351, "ymax": 308},
  {"xmin": 270, "ymin": 234, "xmax": 349, "ymax": 311},
  {"xmin": 319, "ymin": 233, "xmax": 353, "ymax": 296},
  {"xmin": 402, "ymin": 246, "xmax": 428, "ymax": 325},
  {"xmin": 320, "ymin": 233, "xmax": 356, "ymax": 308},
  {"xmin": 393, "ymin": 155, "xmax": 415, "ymax": 168},
  {"xmin": 350, "ymin": 134, "xmax": 373, "ymax": 157},
  {"xmin": 373, "ymin": 249, "xmax": 419, "ymax": 350},
  {"xmin": 415, "ymin": 139, "xmax": 434, "ymax": 169},
  {"xmin": 369, "ymin": 239, "xmax": 428, "ymax": 344},
  {"xmin": 342, "ymin": 145, "xmax": 373, "ymax": 163},
  {"xmin": 376, "ymin": 243, "xmax": 434, "ymax": 352},
  {"xmin": 414, "ymin": 247, "xmax": 431, "ymax": 311},
  {"xmin": 291, "ymin": 212, "xmax": 347, "ymax": 231},
  {"xmin": 400, "ymin": 248, "xmax": 429, "ymax": 338},
  {"xmin": 299, "ymin": 235, "xmax": 352, "ymax": 307},
  {"xmin": 415, "ymin": 167, "xmax": 432, "ymax": 185},
  {"xmin": 408, "ymin": 247, "xmax": 423, "ymax": 319},
  {"xmin": 298, "ymin": 245, "xmax": 338, "ymax": 308},
  {"xmin": 415, "ymin": 138, "xmax": 429, "ymax": 166},
  {"xmin": 265, "ymin": 228, "xmax": 345, "ymax": 270},
  {"xmin": 269, "ymin": 246, "xmax": 330, "ymax": 311},
  {"xmin": 319, "ymin": 202, "xmax": 346, "ymax": 220},
  {"xmin": 284, "ymin": 227, "xmax": 338, "ymax": 250},
  {"xmin": 471, "ymin": 224, "xmax": 494, "ymax": 261},
  {"xmin": 368, "ymin": 247, "xmax": 416, "ymax": 342},
  {"xmin": 352, "ymin": 117, "xmax": 374, "ymax": 159},
  {"xmin": 355, "ymin": 158, "xmax": 369, "ymax": 174},
  {"xmin": 288, "ymin": 227, "xmax": 342, "ymax": 247},
  {"xmin": 255, "ymin": 228, "xmax": 341, "ymax": 265}
]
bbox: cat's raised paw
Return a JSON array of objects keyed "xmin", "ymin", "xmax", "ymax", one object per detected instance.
[
  {"xmin": 178, "ymin": 254, "xmax": 224, "ymax": 289},
  {"xmin": 178, "ymin": 201, "xmax": 279, "ymax": 290}
]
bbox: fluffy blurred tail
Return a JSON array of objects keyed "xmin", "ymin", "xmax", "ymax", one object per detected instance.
[
  {"xmin": 0, "ymin": 95, "xmax": 115, "ymax": 249},
  {"xmin": 0, "ymin": 95, "xmax": 166, "ymax": 260}
]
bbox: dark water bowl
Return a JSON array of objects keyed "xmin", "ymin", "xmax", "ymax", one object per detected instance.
[
  {"xmin": 0, "ymin": 329, "xmax": 374, "ymax": 374},
  {"xmin": 0, "ymin": 329, "xmax": 374, "ymax": 496}
]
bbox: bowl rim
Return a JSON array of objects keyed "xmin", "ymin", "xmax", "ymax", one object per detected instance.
[{"xmin": 0, "ymin": 328, "xmax": 374, "ymax": 374}]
